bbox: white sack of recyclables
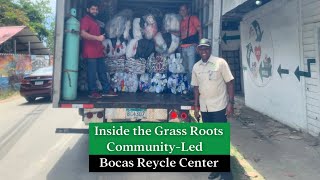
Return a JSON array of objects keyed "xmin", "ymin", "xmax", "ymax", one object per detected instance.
[
  {"xmin": 167, "ymin": 74, "xmax": 188, "ymax": 95},
  {"xmin": 139, "ymin": 73, "xmax": 151, "ymax": 92},
  {"xmin": 133, "ymin": 18, "xmax": 143, "ymax": 40},
  {"xmin": 105, "ymin": 16, "xmax": 127, "ymax": 38},
  {"xmin": 154, "ymin": 32, "xmax": 167, "ymax": 54},
  {"xmin": 143, "ymin": 14, "xmax": 158, "ymax": 40},
  {"xmin": 149, "ymin": 73, "xmax": 168, "ymax": 93},
  {"xmin": 167, "ymin": 34, "xmax": 180, "ymax": 54},
  {"xmin": 105, "ymin": 9, "xmax": 133, "ymax": 38},
  {"xmin": 126, "ymin": 38, "xmax": 139, "ymax": 59},
  {"xmin": 102, "ymin": 39, "xmax": 127, "ymax": 57},
  {"xmin": 124, "ymin": 73, "xmax": 139, "ymax": 92},
  {"xmin": 168, "ymin": 53, "xmax": 185, "ymax": 73},
  {"xmin": 110, "ymin": 72, "xmax": 124, "ymax": 92},
  {"xmin": 102, "ymin": 39, "xmax": 115, "ymax": 58},
  {"xmin": 114, "ymin": 39, "xmax": 127, "ymax": 57},
  {"xmin": 110, "ymin": 72, "xmax": 138, "ymax": 92},
  {"xmin": 163, "ymin": 13, "xmax": 181, "ymax": 32},
  {"xmin": 123, "ymin": 20, "xmax": 132, "ymax": 40}
]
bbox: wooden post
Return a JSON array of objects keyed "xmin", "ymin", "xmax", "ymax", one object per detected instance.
[
  {"xmin": 28, "ymin": 41, "xmax": 31, "ymax": 55},
  {"xmin": 212, "ymin": 0, "xmax": 222, "ymax": 57},
  {"xmin": 14, "ymin": 40, "xmax": 17, "ymax": 54}
]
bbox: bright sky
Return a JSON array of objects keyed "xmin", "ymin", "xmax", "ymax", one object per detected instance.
[
  {"xmin": 49, "ymin": 0, "xmax": 56, "ymax": 14},
  {"xmin": 29, "ymin": 0, "xmax": 56, "ymax": 14}
]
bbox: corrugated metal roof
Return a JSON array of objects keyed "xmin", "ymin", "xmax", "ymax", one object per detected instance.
[
  {"xmin": 0, "ymin": 26, "xmax": 50, "ymax": 55},
  {"xmin": 0, "ymin": 26, "xmax": 25, "ymax": 45}
]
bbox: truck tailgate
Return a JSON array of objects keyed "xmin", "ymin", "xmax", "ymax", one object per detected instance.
[{"xmin": 59, "ymin": 92, "xmax": 194, "ymax": 109}]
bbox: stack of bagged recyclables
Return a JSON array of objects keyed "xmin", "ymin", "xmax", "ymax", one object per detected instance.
[{"xmin": 102, "ymin": 9, "xmax": 190, "ymax": 94}]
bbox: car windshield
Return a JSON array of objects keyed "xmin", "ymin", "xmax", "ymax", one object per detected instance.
[{"xmin": 31, "ymin": 66, "xmax": 53, "ymax": 76}]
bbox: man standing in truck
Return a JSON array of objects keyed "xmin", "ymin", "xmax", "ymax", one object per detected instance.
[
  {"xmin": 191, "ymin": 38, "xmax": 234, "ymax": 179},
  {"xmin": 179, "ymin": 4, "xmax": 202, "ymax": 85},
  {"xmin": 80, "ymin": 1, "xmax": 117, "ymax": 99}
]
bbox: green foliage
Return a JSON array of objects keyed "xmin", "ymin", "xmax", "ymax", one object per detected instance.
[
  {"xmin": 0, "ymin": 2, "xmax": 30, "ymax": 26},
  {"xmin": 0, "ymin": 0, "xmax": 54, "ymax": 49},
  {"xmin": 47, "ymin": 21, "xmax": 55, "ymax": 54}
]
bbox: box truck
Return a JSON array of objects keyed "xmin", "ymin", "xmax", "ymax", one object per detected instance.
[{"xmin": 52, "ymin": 0, "xmax": 201, "ymax": 124}]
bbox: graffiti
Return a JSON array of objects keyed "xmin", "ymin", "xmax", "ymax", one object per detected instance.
[
  {"xmin": 259, "ymin": 55, "xmax": 272, "ymax": 80},
  {"xmin": 277, "ymin": 65, "xmax": 289, "ymax": 78},
  {"xmin": 276, "ymin": 59, "xmax": 316, "ymax": 80},
  {"xmin": 294, "ymin": 59, "xmax": 316, "ymax": 81},
  {"xmin": 251, "ymin": 20, "xmax": 264, "ymax": 42},
  {"xmin": 0, "ymin": 54, "xmax": 51, "ymax": 90},
  {"xmin": 244, "ymin": 19, "xmax": 274, "ymax": 87},
  {"xmin": 246, "ymin": 43, "xmax": 253, "ymax": 68}
]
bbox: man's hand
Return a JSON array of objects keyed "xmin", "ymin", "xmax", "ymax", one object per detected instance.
[
  {"xmin": 96, "ymin": 34, "xmax": 105, "ymax": 42},
  {"xmin": 194, "ymin": 106, "xmax": 200, "ymax": 121},
  {"xmin": 225, "ymin": 103, "xmax": 234, "ymax": 117}
]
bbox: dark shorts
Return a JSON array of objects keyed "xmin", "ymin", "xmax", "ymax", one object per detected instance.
[{"xmin": 201, "ymin": 108, "xmax": 227, "ymax": 123}]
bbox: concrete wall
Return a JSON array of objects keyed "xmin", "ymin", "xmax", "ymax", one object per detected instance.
[
  {"xmin": 240, "ymin": 0, "xmax": 309, "ymax": 132},
  {"xmin": 301, "ymin": 0, "xmax": 320, "ymax": 136}
]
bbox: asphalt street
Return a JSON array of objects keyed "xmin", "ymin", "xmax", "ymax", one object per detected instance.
[{"xmin": 0, "ymin": 96, "xmax": 211, "ymax": 180}]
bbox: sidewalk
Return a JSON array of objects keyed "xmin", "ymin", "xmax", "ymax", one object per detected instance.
[{"xmin": 231, "ymin": 96, "xmax": 320, "ymax": 180}]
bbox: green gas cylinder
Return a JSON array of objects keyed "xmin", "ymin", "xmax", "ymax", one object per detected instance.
[{"xmin": 62, "ymin": 8, "xmax": 80, "ymax": 100}]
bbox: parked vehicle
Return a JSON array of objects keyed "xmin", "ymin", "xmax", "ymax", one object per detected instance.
[{"xmin": 20, "ymin": 66, "xmax": 53, "ymax": 103}]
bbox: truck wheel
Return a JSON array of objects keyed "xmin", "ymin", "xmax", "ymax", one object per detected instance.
[{"xmin": 25, "ymin": 97, "xmax": 36, "ymax": 103}]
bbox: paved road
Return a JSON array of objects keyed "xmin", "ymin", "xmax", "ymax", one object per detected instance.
[{"xmin": 0, "ymin": 96, "xmax": 210, "ymax": 180}]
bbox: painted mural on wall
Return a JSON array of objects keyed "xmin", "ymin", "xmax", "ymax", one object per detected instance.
[
  {"xmin": 243, "ymin": 19, "xmax": 274, "ymax": 87},
  {"xmin": 0, "ymin": 54, "xmax": 51, "ymax": 90},
  {"xmin": 0, "ymin": 54, "xmax": 32, "ymax": 90}
]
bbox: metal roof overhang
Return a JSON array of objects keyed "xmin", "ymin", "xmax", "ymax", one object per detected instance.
[
  {"xmin": 0, "ymin": 26, "xmax": 50, "ymax": 55},
  {"xmin": 117, "ymin": 0, "xmax": 193, "ymax": 15},
  {"xmin": 222, "ymin": 0, "xmax": 272, "ymax": 21}
]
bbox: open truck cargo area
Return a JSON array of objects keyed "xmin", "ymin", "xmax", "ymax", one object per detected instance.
[{"xmin": 53, "ymin": 0, "xmax": 198, "ymax": 123}]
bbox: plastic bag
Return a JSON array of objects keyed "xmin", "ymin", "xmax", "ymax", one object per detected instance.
[
  {"xmin": 167, "ymin": 74, "xmax": 189, "ymax": 94},
  {"xmin": 110, "ymin": 72, "xmax": 125, "ymax": 92},
  {"xmin": 154, "ymin": 32, "xmax": 167, "ymax": 54},
  {"xmin": 147, "ymin": 53, "xmax": 168, "ymax": 73},
  {"xmin": 163, "ymin": 13, "xmax": 181, "ymax": 32},
  {"xmin": 149, "ymin": 73, "xmax": 167, "ymax": 93},
  {"xmin": 143, "ymin": 7, "xmax": 163, "ymax": 31},
  {"xmin": 135, "ymin": 39, "xmax": 155, "ymax": 59},
  {"xmin": 102, "ymin": 39, "xmax": 115, "ymax": 58},
  {"xmin": 123, "ymin": 20, "xmax": 132, "ymax": 40},
  {"xmin": 143, "ymin": 14, "xmax": 158, "ymax": 40},
  {"xmin": 133, "ymin": 18, "xmax": 143, "ymax": 40},
  {"xmin": 167, "ymin": 34, "xmax": 180, "ymax": 54},
  {"xmin": 114, "ymin": 38, "xmax": 127, "ymax": 57},
  {"xmin": 162, "ymin": 33, "xmax": 180, "ymax": 55},
  {"xmin": 103, "ymin": 38, "xmax": 127, "ymax": 58},
  {"xmin": 105, "ymin": 9, "xmax": 133, "ymax": 38},
  {"xmin": 105, "ymin": 16, "xmax": 126, "ymax": 38},
  {"xmin": 125, "ymin": 73, "xmax": 139, "ymax": 92},
  {"xmin": 168, "ymin": 53, "xmax": 185, "ymax": 73},
  {"xmin": 139, "ymin": 73, "xmax": 151, "ymax": 92},
  {"xmin": 126, "ymin": 39, "xmax": 139, "ymax": 59}
]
